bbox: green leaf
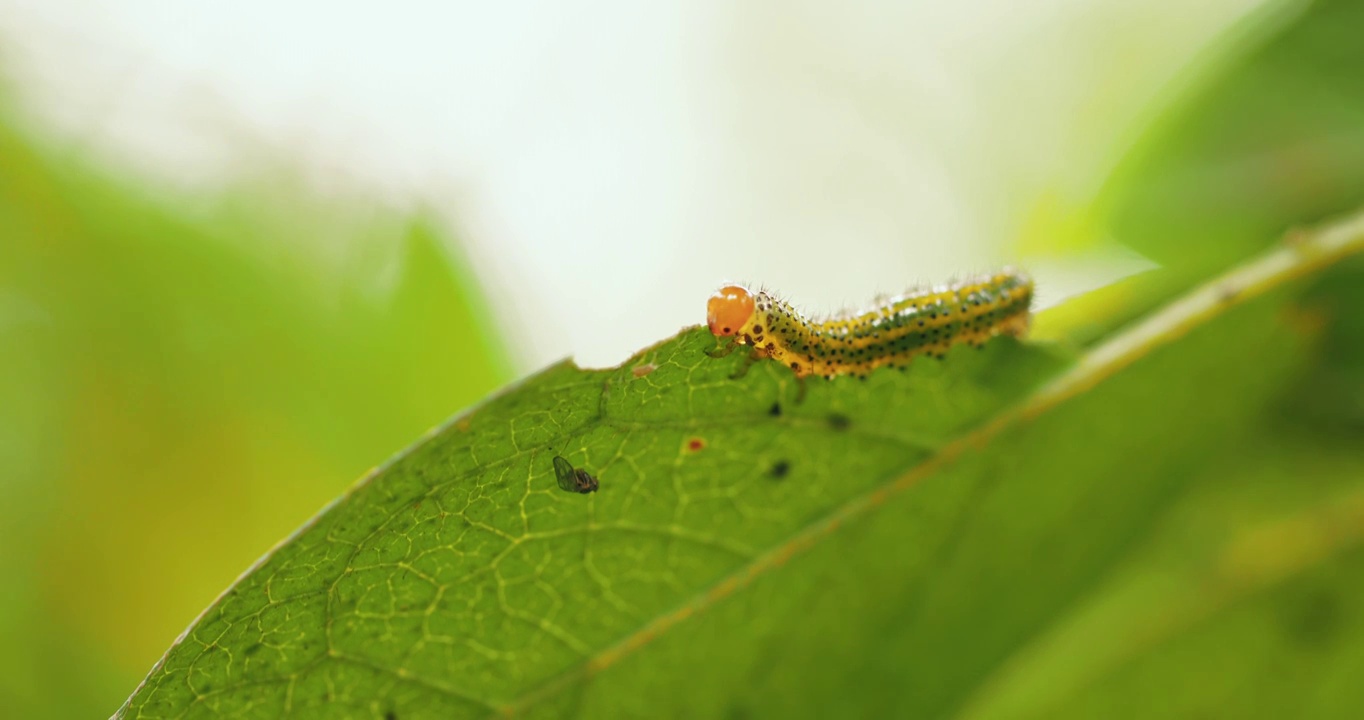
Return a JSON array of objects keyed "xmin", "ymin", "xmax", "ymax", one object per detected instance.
[{"xmin": 118, "ymin": 213, "xmax": 1364, "ymax": 719}]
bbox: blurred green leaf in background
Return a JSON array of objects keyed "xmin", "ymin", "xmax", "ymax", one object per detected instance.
[
  {"xmin": 1093, "ymin": 0, "xmax": 1364, "ymax": 427},
  {"xmin": 1103, "ymin": 0, "xmax": 1364, "ymax": 271},
  {"xmin": 0, "ymin": 91, "xmax": 509, "ymax": 718}
]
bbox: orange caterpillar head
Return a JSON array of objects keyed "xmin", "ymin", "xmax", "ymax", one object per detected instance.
[{"xmin": 707, "ymin": 285, "xmax": 755, "ymax": 337}]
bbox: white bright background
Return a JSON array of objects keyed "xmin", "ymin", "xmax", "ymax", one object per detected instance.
[{"xmin": 0, "ymin": 0, "xmax": 1274, "ymax": 370}]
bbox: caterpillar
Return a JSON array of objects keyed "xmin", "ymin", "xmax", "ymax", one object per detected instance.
[{"xmin": 705, "ymin": 270, "xmax": 1033, "ymax": 379}]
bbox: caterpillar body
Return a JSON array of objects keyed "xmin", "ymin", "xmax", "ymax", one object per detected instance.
[{"xmin": 706, "ymin": 270, "xmax": 1033, "ymax": 379}]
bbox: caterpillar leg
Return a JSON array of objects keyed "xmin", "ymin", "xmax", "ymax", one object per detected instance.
[
  {"xmin": 706, "ymin": 339, "xmax": 768, "ymax": 380},
  {"xmin": 705, "ymin": 340, "xmax": 740, "ymax": 359},
  {"xmin": 794, "ymin": 375, "xmax": 808, "ymax": 404},
  {"xmin": 728, "ymin": 347, "xmax": 768, "ymax": 379}
]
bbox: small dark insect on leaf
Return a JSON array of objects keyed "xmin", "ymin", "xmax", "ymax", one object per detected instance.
[{"xmin": 553, "ymin": 455, "xmax": 599, "ymax": 494}]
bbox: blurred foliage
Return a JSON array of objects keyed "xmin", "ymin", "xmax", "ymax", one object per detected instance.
[
  {"xmin": 0, "ymin": 95, "xmax": 509, "ymax": 718},
  {"xmin": 1092, "ymin": 0, "xmax": 1364, "ymax": 435},
  {"xmin": 1035, "ymin": 0, "xmax": 1364, "ymax": 357},
  {"xmin": 1102, "ymin": 0, "xmax": 1364, "ymax": 273}
]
